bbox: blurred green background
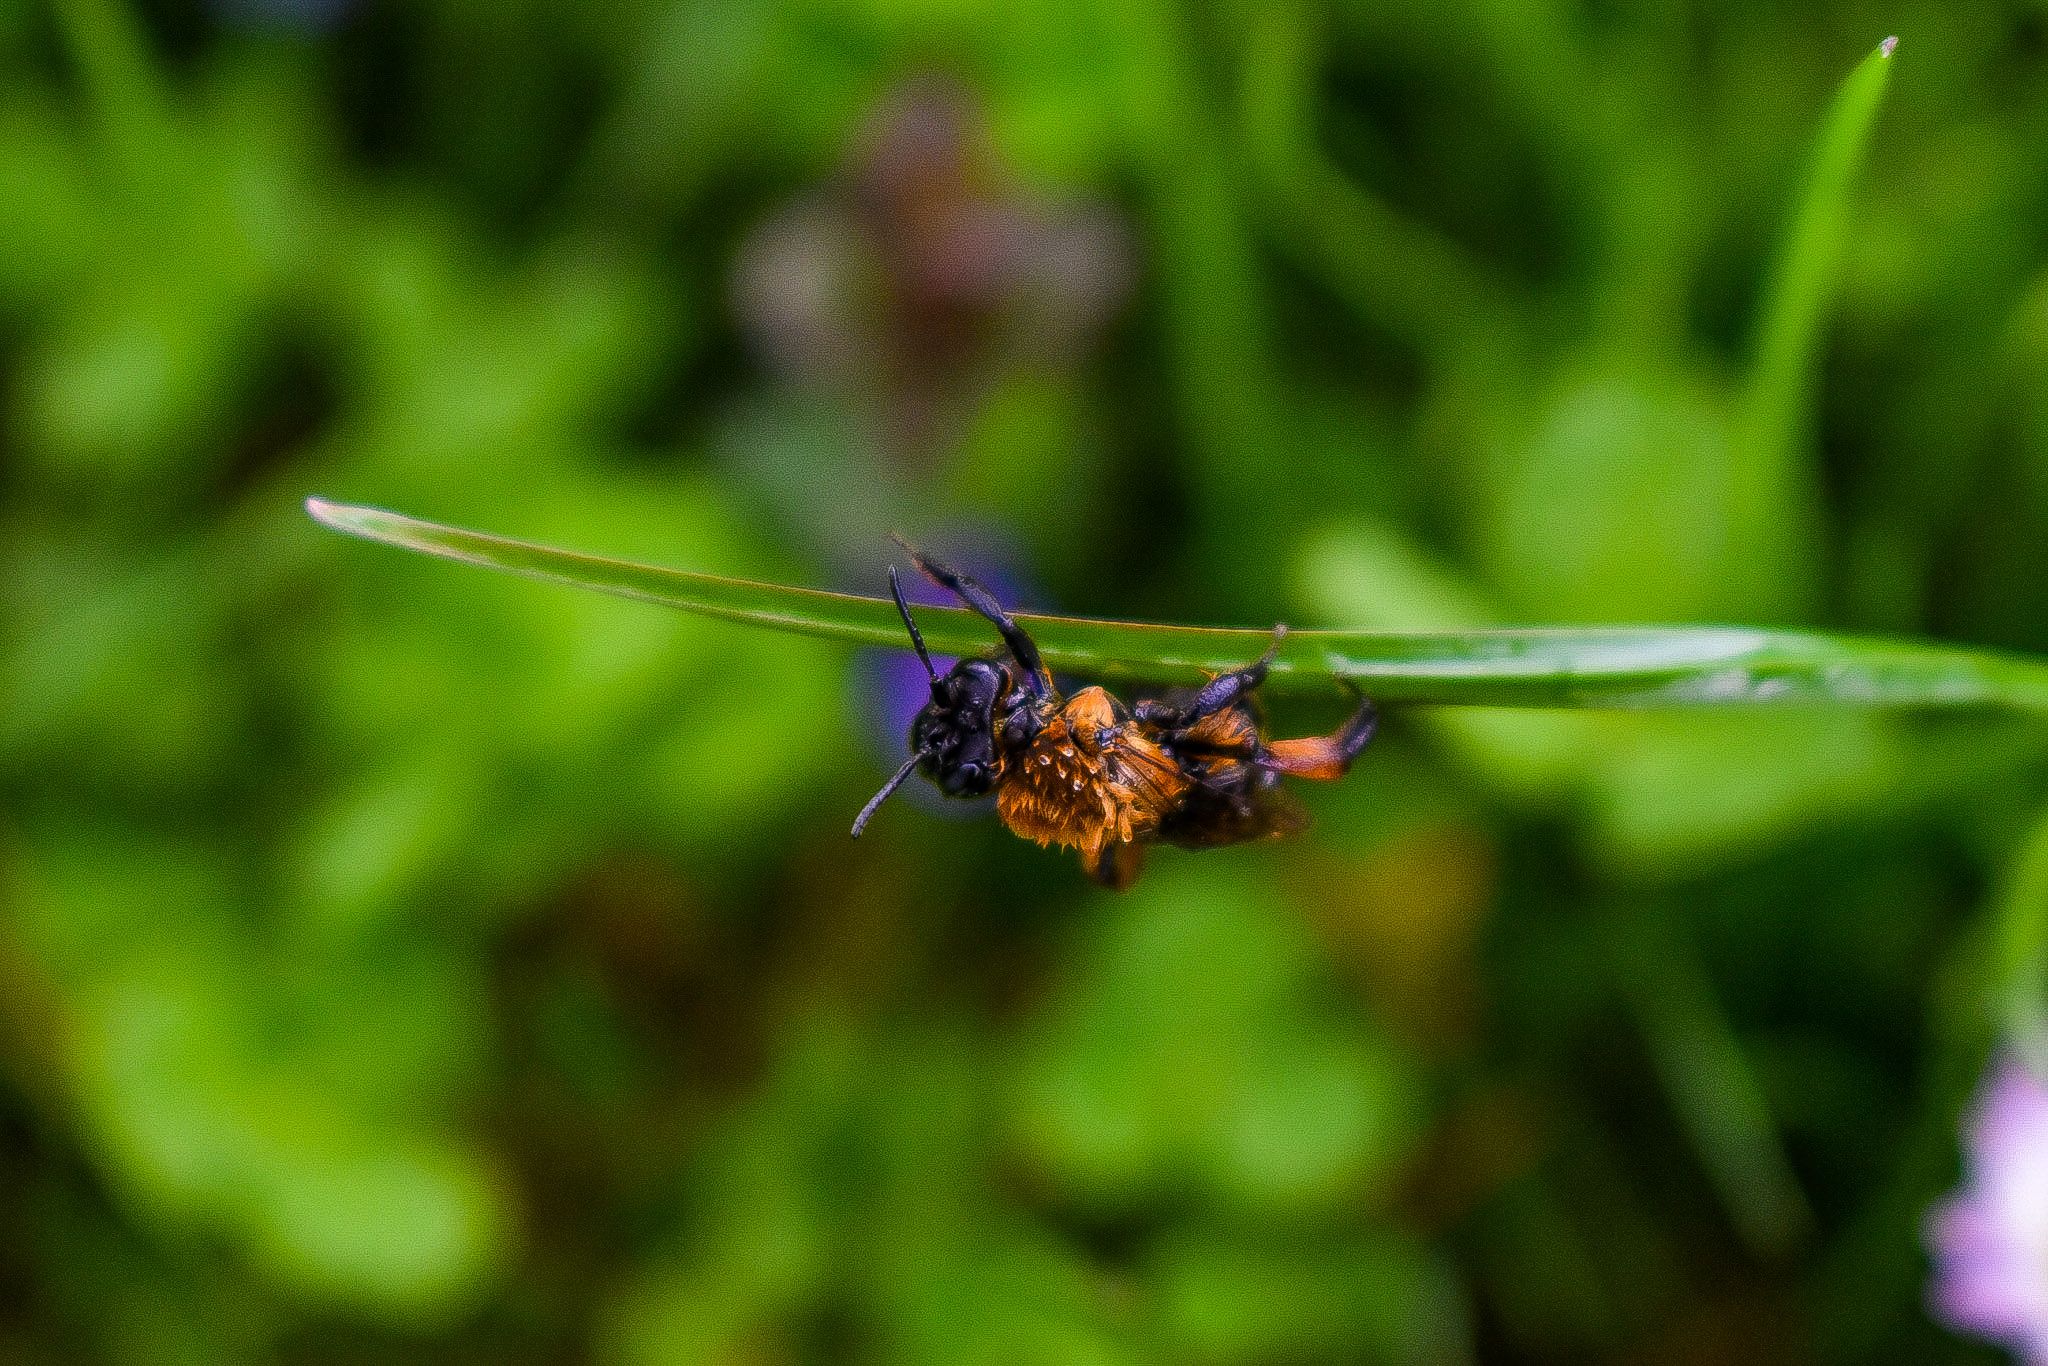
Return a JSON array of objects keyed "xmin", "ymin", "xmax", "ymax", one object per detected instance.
[{"xmin": 5, "ymin": 0, "xmax": 2048, "ymax": 1361}]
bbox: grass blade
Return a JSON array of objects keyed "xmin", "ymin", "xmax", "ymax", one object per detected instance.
[
  {"xmin": 1732, "ymin": 37, "xmax": 1899, "ymax": 614},
  {"xmin": 1236, "ymin": 0, "xmax": 1518, "ymax": 351},
  {"xmin": 1993, "ymin": 805, "xmax": 2048, "ymax": 1061},
  {"xmin": 1616, "ymin": 907, "xmax": 1811, "ymax": 1256},
  {"xmin": 307, "ymin": 498, "xmax": 2048, "ymax": 714},
  {"xmin": 49, "ymin": 0, "xmax": 170, "ymax": 186},
  {"xmin": 1744, "ymin": 36, "xmax": 1899, "ymax": 449}
]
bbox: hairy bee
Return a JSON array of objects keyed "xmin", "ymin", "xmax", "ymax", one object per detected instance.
[{"xmin": 850, "ymin": 541, "xmax": 1378, "ymax": 889}]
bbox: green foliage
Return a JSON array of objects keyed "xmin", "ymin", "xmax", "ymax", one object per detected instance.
[
  {"xmin": 1013, "ymin": 865, "xmax": 1418, "ymax": 1212},
  {"xmin": 4, "ymin": 3, "xmax": 2045, "ymax": 1364}
]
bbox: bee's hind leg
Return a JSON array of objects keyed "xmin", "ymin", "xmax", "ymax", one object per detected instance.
[
  {"xmin": 1261, "ymin": 682, "xmax": 1378, "ymax": 782},
  {"xmin": 1136, "ymin": 626, "xmax": 1287, "ymax": 729},
  {"xmin": 1084, "ymin": 839, "xmax": 1147, "ymax": 890}
]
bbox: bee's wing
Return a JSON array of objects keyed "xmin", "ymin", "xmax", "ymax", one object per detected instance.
[
  {"xmin": 1160, "ymin": 784, "xmax": 1310, "ymax": 850},
  {"xmin": 1112, "ymin": 741, "xmax": 1190, "ymax": 810},
  {"xmin": 1138, "ymin": 682, "xmax": 1205, "ymax": 716}
]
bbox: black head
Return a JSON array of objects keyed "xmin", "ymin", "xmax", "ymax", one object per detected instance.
[
  {"xmin": 911, "ymin": 657, "xmax": 1005, "ymax": 796},
  {"xmin": 851, "ymin": 566, "xmax": 1024, "ymax": 837}
]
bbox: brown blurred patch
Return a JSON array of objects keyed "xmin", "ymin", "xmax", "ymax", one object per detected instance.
[
  {"xmin": 1400, "ymin": 1084, "xmax": 1550, "ymax": 1231},
  {"xmin": 1299, "ymin": 821, "xmax": 1499, "ymax": 1051}
]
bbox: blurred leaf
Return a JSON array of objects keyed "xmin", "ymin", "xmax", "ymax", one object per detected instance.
[
  {"xmin": 48, "ymin": 0, "xmax": 166, "ymax": 185},
  {"xmin": 1993, "ymin": 802, "xmax": 2048, "ymax": 1055},
  {"xmin": 239, "ymin": 1131, "xmax": 508, "ymax": 1324},
  {"xmin": 289, "ymin": 746, "xmax": 487, "ymax": 939},
  {"xmin": 1584, "ymin": 711, "xmax": 1903, "ymax": 872},
  {"xmin": 1152, "ymin": 1228, "xmax": 1468, "ymax": 1365},
  {"xmin": 1011, "ymin": 864, "xmax": 1414, "ymax": 1212},
  {"xmin": 69, "ymin": 962, "xmax": 511, "ymax": 1323},
  {"xmin": 1480, "ymin": 358, "xmax": 1746, "ymax": 623},
  {"xmin": 311, "ymin": 498, "xmax": 2048, "ymax": 713}
]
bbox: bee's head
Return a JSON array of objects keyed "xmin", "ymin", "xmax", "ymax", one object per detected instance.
[
  {"xmin": 851, "ymin": 562, "xmax": 1041, "ymax": 839},
  {"xmin": 911, "ymin": 657, "xmax": 1006, "ymax": 796}
]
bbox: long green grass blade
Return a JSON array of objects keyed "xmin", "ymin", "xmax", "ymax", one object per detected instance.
[
  {"xmin": 1743, "ymin": 36, "xmax": 1898, "ymax": 450},
  {"xmin": 307, "ymin": 498, "xmax": 2048, "ymax": 713},
  {"xmin": 1731, "ymin": 36, "xmax": 1898, "ymax": 618}
]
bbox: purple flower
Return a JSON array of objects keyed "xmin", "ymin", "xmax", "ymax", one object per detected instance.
[
  {"xmin": 1928, "ymin": 1053, "xmax": 2048, "ymax": 1363},
  {"xmin": 732, "ymin": 77, "xmax": 1129, "ymax": 459}
]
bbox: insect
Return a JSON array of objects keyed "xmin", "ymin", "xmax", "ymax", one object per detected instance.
[{"xmin": 850, "ymin": 540, "xmax": 1379, "ymax": 889}]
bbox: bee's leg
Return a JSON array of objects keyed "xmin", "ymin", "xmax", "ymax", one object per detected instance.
[
  {"xmin": 1262, "ymin": 684, "xmax": 1378, "ymax": 781},
  {"xmin": 1136, "ymin": 626, "xmax": 1287, "ymax": 728},
  {"xmin": 893, "ymin": 538, "xmax": 1052, "ymax": 696},
  {"xmin": 1084, "ymin": 839, "xmax": 1147, "ymax": 890}
]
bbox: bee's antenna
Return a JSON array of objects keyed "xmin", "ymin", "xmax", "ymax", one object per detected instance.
[
  {"xmin": 888, "ymin": 566, "xmax": 939, "ymax": 687},
  {"xmin": 889, "ymin": 533, "xmax": 1050, "ymax": 696},
  {"xmin": 850, "ymin": 750, "xmax": 929, "ymax": 838}
]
